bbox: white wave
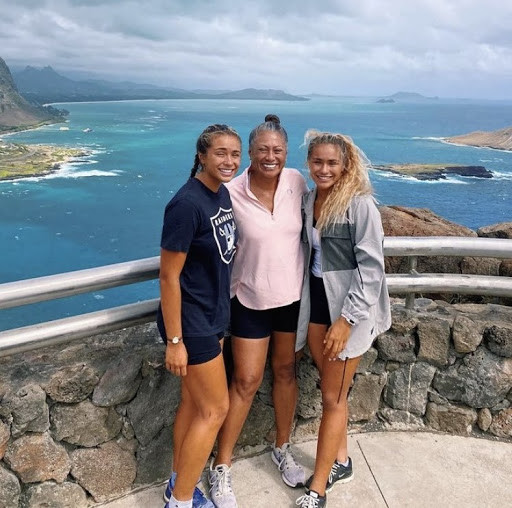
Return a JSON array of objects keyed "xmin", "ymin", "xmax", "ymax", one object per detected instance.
[
  {"xmin": 411, "ymin": 136, "xmax": 444, "ymax": 141},
  {"xmin": 372, "ymin": 170, "xmax": 468, "ymax": 185},
  {"xmin": 492, "ymin": 171, "xmax": 512, "ymax": 180}
]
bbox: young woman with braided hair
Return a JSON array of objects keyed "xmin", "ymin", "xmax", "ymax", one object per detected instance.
[
  {"xmin": 295, "ymin": 130, "xmax": 391, "ymax": 508},
  {"xmin": 157, "ymin": 124, "xmax": 242, "ymax": 508}
]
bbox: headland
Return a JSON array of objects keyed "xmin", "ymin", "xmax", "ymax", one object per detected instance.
[
  {"xmin": 445, "ymin": 126, "xmax": 512, "ymax": 151},
  {"xmin": 373, "ymin": 163, "xmax": 493, "ymax": 180}
]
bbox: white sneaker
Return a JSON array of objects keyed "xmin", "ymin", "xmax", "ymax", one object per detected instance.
[
  {"xmin": 272, "ymin": 442, "xmax": 306, "ymax": 488},
  {"xmin": 208, "ymin": 462, "xmax": 238, "ymax": 508}
]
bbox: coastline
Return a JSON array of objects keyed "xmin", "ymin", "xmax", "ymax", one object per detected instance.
[
  {"xmin": 0, "ymin": 142, "xmax": 89, "ymax": 181},
  {"xmin": 373, "ymin": 163, "xmax": 493, "ymax": 181}
]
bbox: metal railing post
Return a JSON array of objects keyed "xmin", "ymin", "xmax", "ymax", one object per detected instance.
[{"xmin": 405, "ymin": 256, "xmax": 418, "ymax": 309}]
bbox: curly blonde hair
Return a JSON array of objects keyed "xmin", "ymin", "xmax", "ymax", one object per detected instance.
[{"xmin": 304, "ymin": 129, "xmax": 373, "ymax": 231}]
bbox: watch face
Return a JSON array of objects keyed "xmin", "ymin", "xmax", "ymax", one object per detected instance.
[{"xmin": 171, "ymin": 336, "xmax": 180, "ymax": 344}]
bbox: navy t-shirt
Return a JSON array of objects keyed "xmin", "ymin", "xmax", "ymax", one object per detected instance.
[{"xmin": 157, "ymin": 177, "xmax": 237, "ymax": 339}]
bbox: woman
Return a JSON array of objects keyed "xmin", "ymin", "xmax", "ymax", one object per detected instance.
[
  {"xmin": 158, "ymin": 124, "xmax": 241, "ymax": 508},
  {"xmin": 208, "ymin": 115, "xmax": 308, "ymax": 508},
  {"xmin": 295, "ymin": 130, "xmax": 391, "ymax": 508}
]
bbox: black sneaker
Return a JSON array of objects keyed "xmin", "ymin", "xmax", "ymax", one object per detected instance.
[
  {"xmin": 305, "ymin": 457, "xmax": 354, "ymax": 493},
  {"xmin": 295, "ymin": 489, "xmax": 326, "ymax": 508}
]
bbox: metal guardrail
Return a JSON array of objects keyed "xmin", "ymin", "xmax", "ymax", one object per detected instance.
[{"xmin": 1, "ymin": 236, "xmax": 511, "ymax": 357}]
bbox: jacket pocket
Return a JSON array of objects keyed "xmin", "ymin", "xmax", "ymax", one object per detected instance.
[{"xmin": 321, "ymin": 223, "xmax": 357, "ymax": 271}]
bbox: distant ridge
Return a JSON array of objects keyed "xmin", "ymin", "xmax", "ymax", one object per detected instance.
[
  {"xmin": 13, "ymin": 66, "xmax": 309, "ymax": 103},
  {"xmin": 0, "ymin": 58, "xmax": 66, "ymax": 133},
  {"xmin": 377, "ymin": 91, "xmax": 439, "ymax": 103},
  {"xmin": 446, "ymin": 126, "xmax": 512, "ymax": 151}
]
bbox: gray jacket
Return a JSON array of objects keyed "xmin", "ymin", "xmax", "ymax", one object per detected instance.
[{"xmin": 296, "ymin": 190, "xmax": 391, "ymax": 359}]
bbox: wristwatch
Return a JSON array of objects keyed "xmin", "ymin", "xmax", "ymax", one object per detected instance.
[{"xmin": 169, "ymin": 336, "xmax": 182, "ymax": 345}]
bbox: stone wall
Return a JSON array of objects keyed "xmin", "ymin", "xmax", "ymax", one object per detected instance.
[{"xmin": 1, "ymin": 300, "xmax": 512, "ymax": 507}]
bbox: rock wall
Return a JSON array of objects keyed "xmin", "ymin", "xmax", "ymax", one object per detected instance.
[{"xmin": 1, "ymin": 301, "xmax": 512, "ymax": 506}]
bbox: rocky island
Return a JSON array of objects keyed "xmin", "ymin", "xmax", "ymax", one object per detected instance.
[
  {"xmin": 445, "ymin": 126, "xmax": 512, "ymax": 151},
  {"xmin": 373, "ymin": 163, "xmax": 493, "ymax": 181},
  {"xmin": 0, "ymin": 142, "xmax": 88, "ymax": 181}
]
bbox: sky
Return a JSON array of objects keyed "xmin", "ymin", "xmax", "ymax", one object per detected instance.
[{"xmin": 1, "ymin": 0, "xmax": 512, "ymax": 99}]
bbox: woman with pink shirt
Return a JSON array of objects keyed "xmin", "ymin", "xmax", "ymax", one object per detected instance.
[{"xmin": 208, "ymin": 115, "xmax": 308, "ymax": 508}]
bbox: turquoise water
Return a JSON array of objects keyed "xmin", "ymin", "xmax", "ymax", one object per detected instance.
[{"xmin": 1, "ymin": 97, "xmax": 512, "ymax": 329}]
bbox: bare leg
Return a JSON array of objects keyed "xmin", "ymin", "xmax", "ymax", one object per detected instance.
[
  {"xmin": 271, "ymin": 331, "xmax": 298, "ymax": 447},
  {"xmin": 172, "ymin": 353, "xmax": 229, "ymax": 501},
  {"xmin": 214, "ymin": 336, "xmax": 270, "ymax": 466},
  {"xmin": 309, "ymin": 355, "xmax": 360, "ymax": 496},
  {"xmin": 172, "ymin": 382, "xmax": 194, "ymax": 473}
]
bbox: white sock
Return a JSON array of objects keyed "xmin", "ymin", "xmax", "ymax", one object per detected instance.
[
  {"xmin": 168, "ymin": 494, "xmax": 192, "ymax": 508},
  {"xmin": 337, "ymin": 458, "xmax": 350, "ymax": 467}
]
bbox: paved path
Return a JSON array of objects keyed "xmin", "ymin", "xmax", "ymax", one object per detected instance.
[{"xmin": 100, "ymin": 431, "xmax": 512, "ymax": 507}]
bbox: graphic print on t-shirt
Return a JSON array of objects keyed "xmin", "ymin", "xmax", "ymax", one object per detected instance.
[{"xmin": 210, "ymin": 207, "xmax": 237, "ymax": 264}]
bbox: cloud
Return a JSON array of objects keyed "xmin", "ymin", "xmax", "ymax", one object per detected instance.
[{"xmin": 1, "ymin": 0, "xmax": 512, "ymax": 98}]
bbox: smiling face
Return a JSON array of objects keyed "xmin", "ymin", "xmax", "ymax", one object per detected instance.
[
  {"xmin": 308, "ymin": 143, "xmax": 344, "ymax": 196},
  {"xmin": 248, "ymin": 131, "xmax": 287, "ymax": 181},
  {"xmin": 197, "ymin": 134, "xmax": 241, "ymax": 190}
]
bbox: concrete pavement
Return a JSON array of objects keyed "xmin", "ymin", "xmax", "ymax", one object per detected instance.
[{"xmin": 100, "ymin": 431, "xmax": 512, "ymax": 507}]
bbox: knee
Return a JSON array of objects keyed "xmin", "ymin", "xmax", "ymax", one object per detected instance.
[
  {"xmin": 321, "ymin": 385, "xmax": 348, "ymax": 413},
  {"xmin": 198, "ymin": 398, "xmax": 229, "ymax": 428},
  {"xmin": 232, "ymin": 372, "xmax": 263, "ymax": 400},
  {"xmin": 272, "ymin": 361, "xmax": 296, "ymax": 384}
]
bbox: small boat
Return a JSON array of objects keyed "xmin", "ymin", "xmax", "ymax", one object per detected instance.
[
  {"xmin": 83, "ymin": 128, "xmax": 93, "ymax": 133},
  {"xmin": 59, "ymin": 126, "xmax": 70, "ymax": 131}
]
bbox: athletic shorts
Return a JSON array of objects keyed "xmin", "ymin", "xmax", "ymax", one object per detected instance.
[
  {"xmin": 230, "ymin": 296, "xmax": 300, "ymax": 338},
  {"xmin": 309, "ymin": 274, "xmax": 332, "ymax": 326}
]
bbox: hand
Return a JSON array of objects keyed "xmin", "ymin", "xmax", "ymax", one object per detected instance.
[
  {"xmin": 323, "ymin": 317, "xmax": 352, "ymax": 361},
  {"xmin": 165, "ymin": 341, "xmax": 188, "ymax": 376}
]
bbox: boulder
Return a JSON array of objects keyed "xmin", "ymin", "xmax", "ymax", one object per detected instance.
[
  {"xmin": 383, "ymin": 362, "xmax": 436, "ymax": 415},
  {"xmin": 134, "ymin": 425, "xmax": 173, "ymax": 486},
  {"xmin": 4, "ymin": 432, "xmax": 70, "ymax": 483},
  {"xmin": 20, "ymin": 481, "xmax": 88, "ymax": 508},
  {"xmin": 0, "ymin": 419, "xmax": 10, "ymax": 459},
  {"xmin": 378, "ymin": 407, "xmax": 424, "ymax": 428},
  {"xmin": 452, "ymin": 314, "xmax": 484, "ymax": 353},
  {"xmin": 417, "ymin": 318, "xmax": 451, "ymax": 367},
  {"xmin": 356, "ymin": 347, "xmax": 379, "ymax": 373},
  {"xmin": 70, "ymin": 441, "xmax": 136, "ymax": 503},
  {"xmin": 376, "ymin": 331, "xmax": 417, "ymax": 363},
  {"xmin": 434, "ymin": 347, "xmax": 512, "ymax": 408},
  {"xmin": 3, "ymin": 384, "xmax": 49, "ymax": 437},
  {"xmin": 484, "ymin": 324, "xmax": 512, "ymax": 358},
  {"xmin": 488, "ymin": 408, "xmax": 512, "ymax": 438},
  {"xmin": 477, "ymin": 408, "xmax": 493, "ymax": 431},
  {"xmin": 425, "ymin": 402, "xmax": 477, "ymax": 435},
  {"xmin": 0, "ymin": 463, "xmax": 20, "ymax": 508},
  {"xmin": 348, "ymin": 373, "xmax": 387, "ymax": 422},
  {"xmin": 126, "ymin": 368, "xmax": 180, "ymax": 446},
  {"xmin": 92, "ymin": 354, "xmax": 142, "ymax": 407},
  {"xmin": 477, "ymin": 222, "xmax": 512, "ymax": 239},
  {"xmin": 51, "ymin": 400, "xmax": 122, "ymax": 447},
  {"xmin": 44, "ymin": 364, "xmax": 99, "ymax": 403}
]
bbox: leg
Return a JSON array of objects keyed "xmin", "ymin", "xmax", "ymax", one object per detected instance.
[
  {"xmin": 173, "ymin": 352, "xmax": 229, "ymax": 501},
  {"xmin": 307, "ymin": 323, "xmax": 329, "ymax": 374},
  {"xmin": 270, "ymin": 331, "xmax": 298, "ymax": 447},
  {"xmin": 171, "ymin": 381, "xmax": 194, "ymax": 474},
  {"xmin": 214, "ymin": 336, "xmax": 270, "ymax": 466},
  {"xmin": 309, "ymin": 355, "xmax": 360, "ymax": 497}
]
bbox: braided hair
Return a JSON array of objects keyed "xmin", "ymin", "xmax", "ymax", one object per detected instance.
[{"xmin": 190, "ymin": 124, "xmax": 242, "ymax": 178}]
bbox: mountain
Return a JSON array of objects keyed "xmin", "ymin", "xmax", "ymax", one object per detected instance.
[
  {"xmin": 0, "ymin": 58, "xmax": 66, "ymax": 133},
  {"xmin": 12, "ymin": 65, "xmax": 309, "ymax": 103},
  {"xmin": 378, "ymin": 91, "xmax": 440, "ymax": 103}
]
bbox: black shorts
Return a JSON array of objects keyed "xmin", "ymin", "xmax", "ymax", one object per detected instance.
[
  {"xmin": 230, "ymin": 296, "xmax": 300, "ymax": 338},
  {"xmin": 182, "ymin": 331, "xmax": 224, "ymax": 365},
  {"xmin": 309, "ymin": 274, "xmax": 332, "ymax": 326}
]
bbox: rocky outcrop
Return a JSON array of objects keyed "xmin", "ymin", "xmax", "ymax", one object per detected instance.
[
  {"xmin": 374, "ymin": 164, "xmax": 492, "ymax": 180},
  {"xmin": 446, "ymin": 126, "xmax": 512, "ymax": 151},
  {"xmin": 0, "ymin": 57, "xmax": 65, "ymax": 132}
]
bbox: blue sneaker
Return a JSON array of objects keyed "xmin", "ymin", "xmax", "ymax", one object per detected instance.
[{"xmin": 163, "ymin": 472, "xmax": 214, "ymax": 507}]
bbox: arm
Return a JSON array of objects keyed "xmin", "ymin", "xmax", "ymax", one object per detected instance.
[{"xmin": 160, "ymin": 248, "xmax": 189, "ymax": 376}]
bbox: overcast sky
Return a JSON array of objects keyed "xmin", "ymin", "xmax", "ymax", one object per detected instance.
[{"xmin": 1, "ymin": 0, "xmax": 512, "ymax": 99}]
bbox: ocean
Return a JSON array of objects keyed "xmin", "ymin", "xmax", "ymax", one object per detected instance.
[{"xmin": 1, "ymin": 97, "xmax": 512, "ymax": 329}]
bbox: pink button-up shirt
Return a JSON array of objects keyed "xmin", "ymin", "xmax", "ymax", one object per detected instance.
[{"xmin": 227, "ymin": 167, "xmax": 308, "ymax": 310}]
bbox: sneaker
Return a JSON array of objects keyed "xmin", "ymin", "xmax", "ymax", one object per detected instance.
[
  {"xmin": 208, "ymin": 463, "xmax": 238, "ymax": 508},
  {"xmin": 271, "ymin": 442, "xmax": 306, "ymax": 488},
  {"xmin": 305, "ymin": 457, "xmax": 353, "ymax": 493},
  {"xmin": 295, "ymin": 489, "xmax": 326, "ymax": 508},
  {"xmin": 164, "ymin": 472, "xmax": 214, "ymax": 507}
]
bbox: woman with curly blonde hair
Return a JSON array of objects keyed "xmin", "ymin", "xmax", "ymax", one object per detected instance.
[{"xmin": 295, "ymin": 130, "xmax": 391, "ymax": 508}]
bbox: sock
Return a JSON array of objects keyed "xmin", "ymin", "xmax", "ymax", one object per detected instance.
[
  {"xmin": 336, "ymin": 458, "xmax": 350, "ymax": 467},
  {"xmin": 167, "ymin": 494, "xmax": 192, "ymax": 508}
]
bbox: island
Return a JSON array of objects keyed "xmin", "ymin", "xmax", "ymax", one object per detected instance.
[
  {"xmin": 373, "ymin": 163, "xmax": 493, "ymax": 181},
  {"xmin": 0, "ymin": 142, "xmax": 89, "ymax": 181},
  {"xmin": 444, "ymin": 126, "xmax": 512, "ymax": 151}
]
